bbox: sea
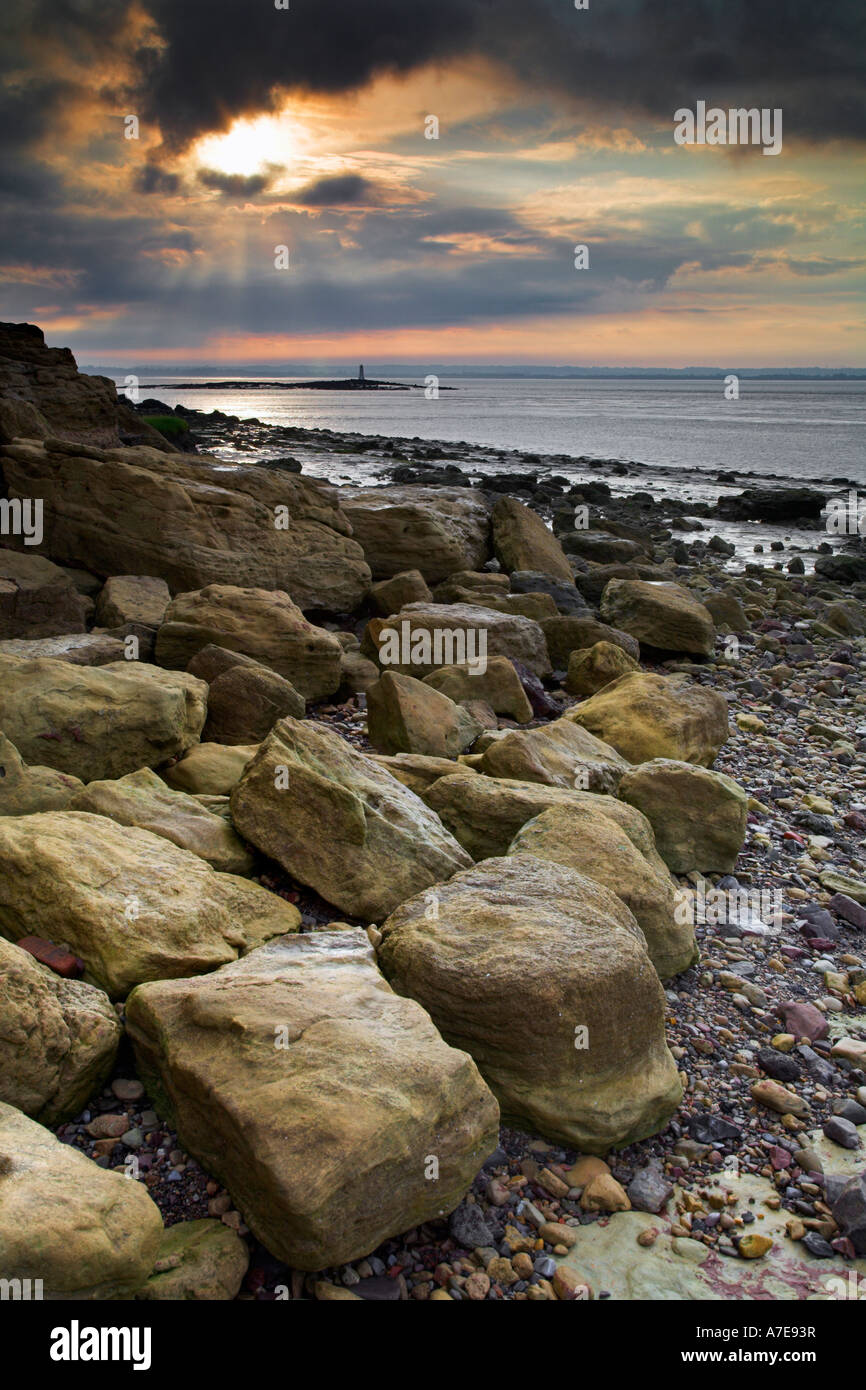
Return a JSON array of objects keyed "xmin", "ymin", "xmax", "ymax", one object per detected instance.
[{"xmin": 109, "ymin": 375, "xmax": 866, "ymax": 486}]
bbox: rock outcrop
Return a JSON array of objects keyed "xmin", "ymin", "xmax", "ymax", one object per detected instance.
[
  {"xmin": 0, "ymin": 321, "xmax": 167, "ymax": 448},
  {"xmin": 0, "ymin": 437, "xmax": 371, "ymax": 611}
]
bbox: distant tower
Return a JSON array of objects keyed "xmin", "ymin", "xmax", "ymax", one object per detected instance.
[{"xmin": 358, "ymin": 363, "xmax": 365, "ymax": 383}]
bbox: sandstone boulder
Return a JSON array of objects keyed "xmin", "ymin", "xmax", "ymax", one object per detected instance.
[
  {"xmin": 0, "ymin": 1102, "xmax": 163, "ymax": 1299},
  {"xmin": 230, "ymin": 718, "xmax": 472, "ymax": 920},
  {"xmin": 0, "ymin": 734, "xmax": 83, "ymax": 814},
  {"xmin": 370, "ymin": 754, "xmax": 479, "ymax": 796},
  {"xmin": 0, "ymin": 937, "xmax": 122, "ymax": 1125},
  {"xmin": 432, "ymin": 570, "xmax": 510, "ymax": 604},
  {"xmin": 364, "ymin": 603, "xmax": 551, "ymax": 678},
  {"xmin": 423, "ymin": 656, "xmax": 533, "ymax": 722},
  {"xmin": 370, "ymin": 569, "xmax": 432, "ymax": 614},
  {"xmin": 423, "ymin": 772, "xmax": 668, "ymax": 867},
  {"xmin": 600, "ymin": 579, "xmax": 715, "ymax": 657},
  {"xmin": 155, "ymin": 585, "xmax": 342, "ymax": 700},
  {"xmin": 0, "ymin": 812, "xmax": 299, "ymax": 997},
  {"xmin": 95, "ymin": 575, "xmax": 171, "ymax": 628},
  {"xmin": 0, "ymin": 551, "xmax": 89, "ymax": 638},
  {"xmin": 136, "ymin": 1220, "xmax": 249, "ymax": 1301},
  {"xmin": 703, "ymin": 592, "xmax": 749, "ymax": 633},
  {"xmin": 203, "ymin": 664, "xmax": 305, "ymax": 744},
  {"xmin": 162, "ymin": 743, "xmax": 259, "ymax": 795},
  {"xmin": 565, "ymin": 640, "xmax": 639, "ymax": 696},
  {"xmin": 366, "ymin": 671, "xmax": 482, "ymax": 758},
  {"xmin": 491, "ymin": 496, "xmax": 575, "ymax": 582},
  {"xmin": 0, "ymin": 632, "xmax": 125, "ymax": 665},
  {"xmin": 566, "ymin": 672, "xmax": 729, "ymax": 766},
  {"xmin": 126, "ymin": 930, "xmax": 499, "ymax": 1268},
  {"xmin": 68, "ymin": 768, "xmax": 254, "ymax": 875},
  {"xmin": 540, "ymin": 615, "xmax": 639, "ymax": 669},
  {"xmin": 507, "ymin": 806, "xmax": 695, "ymax": 979},
  {"xmin": 340, "ymin": 485, "xmax": 490, "ymax": 581},
  {"xmin": 618, "ymin": 759, "xmax": 749, "ymax": 874},
  {"xmin": 378, "ymin": 856, "xmax": 682, "ymax": 1152},
  {"xmin": 0, "ymin": 656, "xmax": 206, "ymax": 781},
  {"xmin": 475, "ymin": 718, "xmax": 629, "ymax": 795}
]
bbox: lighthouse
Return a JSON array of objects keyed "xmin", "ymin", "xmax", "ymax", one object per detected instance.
[{"xmin": 358, "ymin": 363, "xmax": 365, "ymax": 383}]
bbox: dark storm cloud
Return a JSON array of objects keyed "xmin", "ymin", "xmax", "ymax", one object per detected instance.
[
  {"xmin": 292, "ymin": 174, "xmax": 383, "ymax": 207},
  {"xmin": 197, "ymin": 167, "xmax": 279, "ymax": 197},
  {"xmin": 137, "ymin": 0, "xmax": 865, "ymax": 149},
  {"xmin": 134, "ymin": 164, "xmax": 182, "ymax": 195}
]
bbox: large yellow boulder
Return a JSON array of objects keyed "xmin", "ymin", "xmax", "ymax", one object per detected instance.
[
  {"xmin": 0, "ymin": 938, "xmax": 121, "ymax": 1124},
  {"xmin": 155, "ymin": 584, "xmax": 342, "ymax": 700},
  {"xmin": 379, "ymin": 856, "xmax": 682, "ymax": 1152},
  {"xmin": 618, "ymin": 758, "xmax": 749, "ymax": 874},
  {"xmin": 475, "ymin": 717, "xmax": 628, "ymax": 795},
  {"xmin": 366, "ymin": 671, "xmax": 482, "ymax": 758},
  {"xmin": 0, "ymin": 1102, "xmax": 163, "ymax": 1299},
  {"xmin": 231, "ymin": 718, "xmax": 472, "ymax": 920},
  {"xmin": 565, "ymin": 672, "xmax": 729, "ymax": 766},
  {"xmin": 423, "ymin": 771, "xmax": 668, "ymax": 867},
  {"xmin": 69, "ymin": 767, "xmax": 254, "ymax": 875},
  {"xmin": 0, "ymin": 812, "xmax": 299, "ymax": 997},
  {"xmin": 0, "ymin": 656, "xmax": 206, "ymax": 781},
  {"xmin": 127, "ymin": 930, "xmax": 499, "ymax": 1269},
  {"xmin": 508, "ymin": 806, "xmax": 696, "ymax": 979},
  {"xmin": 600, "ymin": 579, "xmax": 715, "ymax": 657}
]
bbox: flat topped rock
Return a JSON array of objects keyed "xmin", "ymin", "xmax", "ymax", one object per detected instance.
[
  {"xmin": 0, "ymin": 810, "xmax": 300, "ymax": 997},
  {"xmin": 126, "ymin": 929, "xmax": 499, "ymax": 1270},
  {"xmin": 0, "ymin": 632, "xmax": 125, "ymax": 665}
]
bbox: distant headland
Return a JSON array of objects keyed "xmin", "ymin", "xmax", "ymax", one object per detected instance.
[{"xmin": 143, "ymin": 365, "xmax": 455, "ymax": 392}]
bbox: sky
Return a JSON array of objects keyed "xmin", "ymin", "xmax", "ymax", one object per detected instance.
[{"xmin": 0, "ymin": 0, "xmax": 864, "ymax": 368}]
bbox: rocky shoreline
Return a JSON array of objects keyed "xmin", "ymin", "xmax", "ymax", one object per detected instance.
[{"xmin": 0, "ymin": 321, "xmax": 864, "ymax": 1302}]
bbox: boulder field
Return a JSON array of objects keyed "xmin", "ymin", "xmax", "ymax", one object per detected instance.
[{"xmin": 0, "ymin": 323, "xmax": 864, "ymax": 1302}]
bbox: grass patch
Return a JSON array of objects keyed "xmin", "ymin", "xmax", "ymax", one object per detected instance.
[{"xmin": 141, "ymin": 414, "xmax": 189, "ymax": 438}]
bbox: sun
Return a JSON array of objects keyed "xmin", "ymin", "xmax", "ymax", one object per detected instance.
[{"xmin": 193, "ymin": 113, "xmax": 309, "ymax": 177}]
